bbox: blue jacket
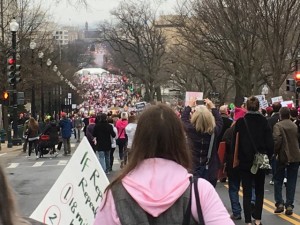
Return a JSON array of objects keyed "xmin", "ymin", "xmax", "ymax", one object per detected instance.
[{"xmin": 59, "ymin": 118, "xmax": 73, "ymax": 139}]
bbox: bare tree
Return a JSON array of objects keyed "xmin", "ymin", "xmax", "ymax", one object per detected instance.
[
  {"xmin": 174, "ymin": 0, "xmax": 267, "ymax": 104},
  {"xmin": 249, "ymin": 0, "xmax": 300, "ymax": 96},
  {"xmin": 100, "ymin": 0, "xmax": 169, "ymax": 102}
]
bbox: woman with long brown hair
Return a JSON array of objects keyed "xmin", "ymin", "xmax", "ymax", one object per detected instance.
[
  {"xmin": 93, "ymin": 104, "xmax": 233, "ymax": 225},
  {"xmin": 26, "ymin": 117, "xmax": 39, "ymax": 159}
]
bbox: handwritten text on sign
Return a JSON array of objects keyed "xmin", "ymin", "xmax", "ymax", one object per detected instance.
[{"xmin": 30, "ymin": 137, "xmax": 109, "ymax": 225}]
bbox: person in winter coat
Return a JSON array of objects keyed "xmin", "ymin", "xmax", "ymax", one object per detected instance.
[
  {"xmin": 42, "ymin": 118, "xmax": 59, "ymax": 156},
  {"xmin": 27, "ymin": 117, "xmax": 40, "ymax": 159},
  {"xmin": 59, "ymin": 113, "xmax": 73, "ymax": 155},
  {"xmin": 273, "ymin": 107, "xmax": 300, "ymax": 216},
  {"xmin": 232, "ymin": 96, "xmax": 274, "ymax": 225},
  {"xmin": 86, "ymin": 117, "xmax": 96, "ymax": 152},
  {"xmin": 93, "ymin": 113, "xmax": 116, "ymax": 174},
  {"xmin": 93, "ymin": 104, "xmax": 233, "ymax": 225},
  {"xmin": 222, "ymin": 107, "xmax": 247, "ymax": 220},
  {"xmin": 115, "ymin": 112, "xmax": 128, "ymax": 168},
  {"xmin": 124, "ymin": 115, "xmax": 137, "ymax": 165},
  {"xmin": 108, "ymin": 117, "xmax": 118, "ymax": 172},
  {"xmin": 181, "ymin": 98, "xmax": 223, "ymax": 187}
]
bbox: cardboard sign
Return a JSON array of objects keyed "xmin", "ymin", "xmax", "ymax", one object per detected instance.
[
  {"xmin": 271, "ymin": 96, "xmax": 283, "ymax": 104},
  {"xmin": 30, "ymin": 137, "xmax": 109, "ymax": 225},
  {"xmin": 185, "ymin": 92, "xmax": 203, "ymax": 106},
  {"xmin": 135, "ymin": 101, "xmax": 147, "ymax": 111}
]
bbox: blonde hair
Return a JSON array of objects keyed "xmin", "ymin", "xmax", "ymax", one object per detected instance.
[{"xmin": 191, "ymin": 105, "xmax": 216, "ymax": 134}]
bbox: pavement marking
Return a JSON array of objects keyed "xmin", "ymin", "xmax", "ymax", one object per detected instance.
[
  {"xmin": 224, "ymin": 184, "xmax": 300, "ymax": 224},
  {"xmin": 7, "ymin": 163, "xmax": 19, "ymax": 168},
  {"xmin": 0, "ymin": 153, "xmax": 7, "ymax": 157},
  {"xmin": 57, "ymin": 160, "xmax": 68, "ymax": 166},
  {"xmin": 32, "ymin": 161, "xmax": 44, "ymax": 167}
]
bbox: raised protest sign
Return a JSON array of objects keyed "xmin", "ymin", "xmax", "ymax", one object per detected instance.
[
  {"xmin": 30, "ymin": 137, "xmax": 109, "ymax": 225},
  {"xmin": 281, "ymin": 100, "xmax": 294, "ymax": 108},
  {"xmin": 185, "ymin": 92, "xmax": 203, "ymax": 106},
  {"xmin": 271, "ymin": 96, "xmax": 283, "ymax": 104}
]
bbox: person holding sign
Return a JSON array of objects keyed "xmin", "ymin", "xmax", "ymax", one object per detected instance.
[
  {"xmin": 181, "ymin": 98, "xmax": 223, "ymax": 187},
  {"xmin": 94, "ymin": 104, "xmax": 233, "ymax": 225}
]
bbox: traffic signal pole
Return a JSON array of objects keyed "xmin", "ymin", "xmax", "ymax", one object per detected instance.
[
  {"xmin": 11, "ymin": 29, "xmax": 18, "ymax": 140},
  {"xmin": 296, "ymin": 59, "xmax": 299, "ymax": 108}
]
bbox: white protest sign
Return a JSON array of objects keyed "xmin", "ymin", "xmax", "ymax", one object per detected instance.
[
  {"xmin": 271, "ymin": 96, "xmax": 283, "ymax": 104},
  {"xmin": 185, "ymin": 92, "xmax": 203, "ymax": 106},
  {"xmin": 30, "ymin": 137, "xmax": 109, "ymax": 225},
  {"xmin": 281, "ymin": 100, "xmax": 294, "ymax": 108}
]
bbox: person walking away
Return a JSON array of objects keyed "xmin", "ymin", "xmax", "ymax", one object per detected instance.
[
  {"xmin": 116, "ymin": 112, "xmax": 128, "ymax": 168},
  {"xmin": 222, "ymin": 107, "xmax": 247, "ymax": 220},
  {"xmin": 181, "ymin": 98, "xmax": 223, "ymax": 187},
  {"xmin": 93, "ymin": 113, "xmax": 116, "ymax": 174},
  {"xmin": 42, "ymin": 117, "xmax": 59, "ymax": 156},
  {"xmin": 26, "ymin": 117, "xmax": 40, "ymax": 159},
  {"xmin": 273, "ymin": 107, "xmax": 300, "ymax": 215},
  {"xmin": 267, "ymin": 102, "xmax": 282, "ymax": 185},
  {"xmin": 59, "ymin": 112, "xmax": 73, "ymax": 156},
  {"xmin": 86, "ymin": 117, "xmax": 96, "ymax": 152},
  {"xmin": 22, "ymin": 117, "xmax": 29, "ymax": 153},
  {"xmin": 233, "ymin": 96, "xmax": 274, "ymax": 225},
  {"xmin": 74, "ymin": 114, "xmax": 83, "ymax": 142},
  {"xmin": 93, "ymin": 104, "xmax": 234, "ymax": 225},
  {"xmin": 218, "ymin": 105, "xmax": 233, "ymax": 182},
  {"xmin": 124, "ymin": 115, "xmax": 137, "ymax": 165},
  {"xmin": 108, "ymin": 117, "xmax": 117, "ymax": 171}
]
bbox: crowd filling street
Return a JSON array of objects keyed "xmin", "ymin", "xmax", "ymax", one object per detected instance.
[{"xmin": 1, "ymin": 75, "xmax": 300, "ymax": 225}]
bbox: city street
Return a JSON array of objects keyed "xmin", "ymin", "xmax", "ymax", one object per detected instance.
[{"xmin": 1, "ymin": 138, "xmax": 300, "ymax": 224}]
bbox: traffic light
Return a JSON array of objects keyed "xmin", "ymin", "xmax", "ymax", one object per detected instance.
[
  {"xmin": 15, "ymin": 64, "xmax": 21, "ymax": 83},
  {"xmin": 1, "ymin": 91, "xmax": 9, "ymax": 106},
  {"xmin": 295, "ymin": 72, "xmax": 300, "ymax": 92},
  {"xmin": 286, "ymin": 78, "xmax": 295, "ymax": 92},
  {"xmin": 7, "ymin": 57, "xmax": 15, "ymax": 85}
]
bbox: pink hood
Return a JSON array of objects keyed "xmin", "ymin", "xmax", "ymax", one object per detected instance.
[
  {"xmin": 122, "ymin": 158, "xmax": 191, "ymax": 216},
  {"xmin": 93, "ymin": 158, "xmax": 233, "ymax": 225}
]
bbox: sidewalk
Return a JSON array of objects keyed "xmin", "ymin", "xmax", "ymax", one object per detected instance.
[{"xmin": 0, "ymin": 141, "xmax": 23, "ymax": 153}]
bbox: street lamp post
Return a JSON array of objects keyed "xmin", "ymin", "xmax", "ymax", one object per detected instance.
[
  {"xmin": 53, "ymin": 65, "xmax": 58, "ymax": 118},
  {"xmin": 30, "ymin": 41, "xmax": 36, "ymax": 118},
  {"xmin": 38, "ymin": 51, "xmax": 44, "ymax": 121},
  {"xmin": 46, "ymin": 59, "xmax": 52, "ymax": 116},
  {"xmin": 9, "ymin": 18, "xmax": 19, "ymax": 143}
]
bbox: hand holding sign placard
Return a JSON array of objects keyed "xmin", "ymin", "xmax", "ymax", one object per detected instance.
[{"xmin": 30, "ymin": 137, "xmax": 109, "ymax": 225}]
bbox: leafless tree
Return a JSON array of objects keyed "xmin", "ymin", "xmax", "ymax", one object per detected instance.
[
  {"xmin": 249, "ymin": 0, "xmax": 300, "ymax": 96},
  {"xmin": 174, "ymin": 0, "xmax": 265, "ymax": 104},
  {"xmin": 100, "ymin": 0, "xmax": 169, "ymax": 102}
]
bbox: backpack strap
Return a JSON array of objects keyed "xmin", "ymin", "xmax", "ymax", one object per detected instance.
[
  {"xmin": 194, "ymin": 177, "xmax": 204, "ymax": 225},
  {"xmin": 206, "ymin": 133, "xmax": 215, "ymax": 169}
]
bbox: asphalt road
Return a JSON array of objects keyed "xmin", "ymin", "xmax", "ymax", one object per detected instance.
[{"xmin": 1, "ymin": 139, "xmax": 300, "ymax": 224}]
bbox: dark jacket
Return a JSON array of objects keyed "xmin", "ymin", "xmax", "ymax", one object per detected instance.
[
  {"xmin": 267, "ymin": 112, "xmax": 280, "ymax": 132},
  {"xmin": 86, "ymin": 123, "xmax": 96, "ymax": 150},
  {"xmin": 222, "ymin": 124, "xmax": 235, "ymax": 175},
  {"xmin": 59, "ymin": 118, "xmax": 73, "ymax": 139},
  {"xmin": 181, "ymin": 106, "xmax": 223, "ymax": 182},
  {"xmin": 93, "ymin": 121, "xmax": 116, "ymax": 151},
  {"xmin": 233, "ymin": 112, "xmax": 274, "ymax": 171},
  {"xmin": 42, "ymin": 121, "xmax": 59, "ymax": 145}
]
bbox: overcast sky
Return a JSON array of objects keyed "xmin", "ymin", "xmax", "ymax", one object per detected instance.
[{"xmin": 49, "ymin": 0, "xmax": 177, "ymax": 28}]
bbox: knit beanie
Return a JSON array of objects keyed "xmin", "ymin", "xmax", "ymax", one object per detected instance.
[{"xmin": 234, "ymin": 107, "xmax": 247, "ymax": 121}]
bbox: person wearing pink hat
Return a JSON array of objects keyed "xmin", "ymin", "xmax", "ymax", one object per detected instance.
[{"xmin": 222, "ymin": 106, "xmax": 247, "ymax": 220}]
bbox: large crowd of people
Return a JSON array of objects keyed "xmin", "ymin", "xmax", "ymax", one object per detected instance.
[{"xmin": 2, "ymin": 70, "xmax": 300, "ymax": 225}]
